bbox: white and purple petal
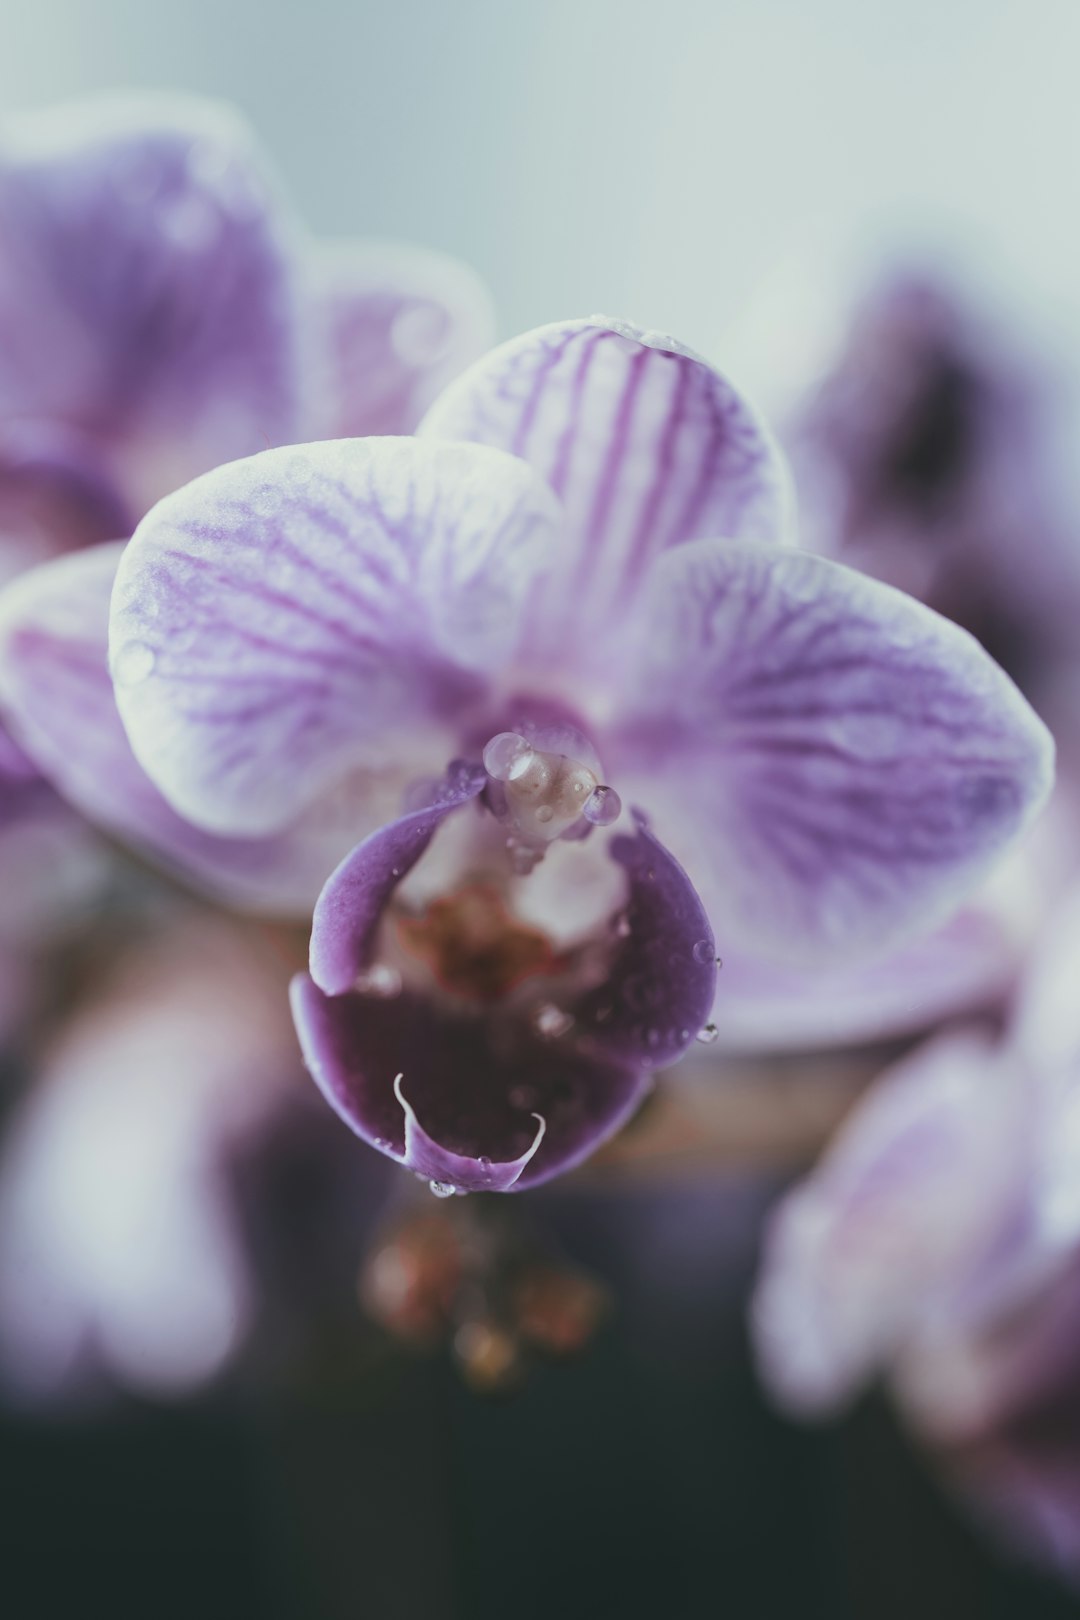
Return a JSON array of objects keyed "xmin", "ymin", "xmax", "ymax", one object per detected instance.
[
  {"xmin": 419, "ymin": 316, "xmax": 792, "ymax": 643},
  {"xmin": 110, "ymin": 437, "xmax": 563, "ymax": 836},
  {"xmin": 608, "ymin": 539, "xmax": 1054, "ymax": 962},
  {"xmin": 0, "ymin": 543, "xmax": 367, "ymax": 913},
  {"xmin": 0, "ymin": 94, "xmax": 309, "ymax": 516}
]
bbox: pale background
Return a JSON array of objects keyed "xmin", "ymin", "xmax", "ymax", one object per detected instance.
[{"xmin": 4, "ymin": 0, "xmax": 1079, "ymax": 364}]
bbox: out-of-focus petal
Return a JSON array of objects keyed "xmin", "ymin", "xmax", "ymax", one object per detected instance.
[
  {"xmin": 0, "ymin": 544, "xmax": 367, "ymax": 914},
  {"xmin": 419, "ymin": 316, "xmax": 792, "ymax": 648},
  {"xmin": 710, "ymin": 902, "xmax": 1020, "ymax": 1054},
  {"xmin": 291, "ymin": 978, "xmax": 648, "ymax": 1194},
  {"xmin": 0, "ymin": 429, "xmax": 131, "ymax": 585},
  {"xmin": 0, "ymin": 94, "xmax": 309, "ymax": 515},
  {"xmin": 0, "ymin": 918, "xmax": 296, "ymax": 1401},
  {"xmin": 312, "ymin": 240, "xmax": 495, "ymax": 438},
  {"xmin": 111, "ymin": 436, "xmax": 562, "ymax": 837},
  {"xmin": 608, "ymin": 539, "xmax": 1054, "ymax": 962},
  {"xmin": 752, "ymin": 1030, "xmax": 1033, "ymax": 1416}
]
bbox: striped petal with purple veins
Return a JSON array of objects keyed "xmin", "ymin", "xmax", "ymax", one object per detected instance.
[
  {"xmin": 419, "ymin": 316, "xmax": 792, "ymax": 644},
  {"xmin": 606, "ymin": 539, "xmax": 1053, "ymax": 962},
  {"xmin": 110, "ymin": 437, "xmax": 562, "ymax": 836},
  {"xmin": 0, "ymin": 543, "xmax": 372, "ymax": 913},
  {"xmin": 0, "ymin": 94, "xmax": 309, "ymax": 518}
]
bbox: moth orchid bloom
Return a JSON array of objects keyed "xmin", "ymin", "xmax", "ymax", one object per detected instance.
[
  {"xmin": 103, "ymin": 317, "xmax": 1052, "ymax": 1194},
  {"xmin": 752, "ymin": 885, "xmax": 1080, "ymax": 1583}
]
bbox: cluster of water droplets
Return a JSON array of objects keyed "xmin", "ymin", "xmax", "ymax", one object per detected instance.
[{"xmin": 483, "ymin": 732, "xmax": 621, "ymax": 873}]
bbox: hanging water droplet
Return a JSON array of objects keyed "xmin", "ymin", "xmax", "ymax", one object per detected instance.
[
  {"xmin": 583, "ymin": 784, "xmax": 622, "ymax": 826},
  {"xmin": 429, "ymin": 1180, "xmax": 457, "ymax": 1199},
  {"xmin": 533, "ymin": 1002, "xmax": 573, "ymax": 1039},
  {"xmin": 113, "ymin": 641, "xmax": 156, "ymax": 686},
  {"xmin": 692, "ymin": 939, "xmax": 715, "ymax": 965},
  {"xmin": 696, "ymin": 1023, "xmax": 719, "ymax": 1046},
  {"xmin": 483, "ymin": 731, "xmax": 535, "ymax": 782},
  {"xmin": 716, "ymin": 956, "xmax": 723, "ymax": 970}
]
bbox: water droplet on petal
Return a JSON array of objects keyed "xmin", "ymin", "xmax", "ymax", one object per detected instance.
[
  {"xmin": 113, "ymin": 641, "xmax": 156, "ymax": 686},
  {"xmin": 583, "ymin": 784, "xmax": 622, "ymax": 826},
  {"xmin": 692, "ymin": 940, "xmax": 715, "ymax": 965},
  {"xmin": 477, "ymin": 1155, "xmax": 492, "ymax": 1172},
  {"xmin": 535, "ymin": 804, "xmax": 554, "ymax": 824},
  {"xmin": 696, "ymin": 1023, "xmax": 719, "ymax": 1046},
  {"xmin": 483, "ymin": 731, "xmax": 535, "ymax": 782},
  {"xmin": 429, "ymin": 1180, "xmax": 457, "ymax": 1199}
]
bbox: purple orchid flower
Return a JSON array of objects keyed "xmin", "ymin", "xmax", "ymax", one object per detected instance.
[
  {"xmin": 752, "ymin": 882, "xmax": 1080, "ymax": 1583},
  {"xmin": 94, "ymin": 315, "xmax": 1052, "ymax": 1194}
]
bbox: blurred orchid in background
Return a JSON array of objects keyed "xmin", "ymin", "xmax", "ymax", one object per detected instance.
[{"xmin": 752, "ymin": 881, "xmax": 1080, "ymax": 1583}]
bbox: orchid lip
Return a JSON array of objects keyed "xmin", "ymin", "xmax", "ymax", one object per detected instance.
[{"xmin": 392, "ymin": 1071, "xmax": 548, "ymax": 1195}]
